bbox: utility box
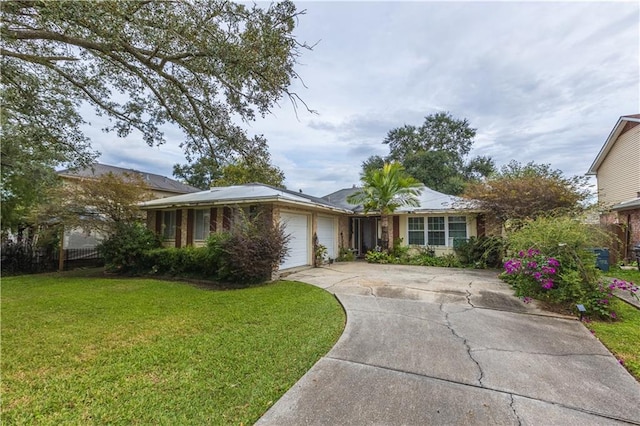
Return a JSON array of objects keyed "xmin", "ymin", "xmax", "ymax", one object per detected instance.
[{"xmin": 591, "ymin": 248, "xmax": 610, "ymax": 272}]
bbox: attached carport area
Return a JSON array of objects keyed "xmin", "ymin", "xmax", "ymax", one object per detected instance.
[{"xmin": 258, "ymin": 263, "xmax": 640, "ymax": 425}]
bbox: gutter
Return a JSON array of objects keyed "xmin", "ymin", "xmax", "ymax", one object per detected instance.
[{"xmin": 139, "ymin": 195, "xmax": 354, "ymax": 215}]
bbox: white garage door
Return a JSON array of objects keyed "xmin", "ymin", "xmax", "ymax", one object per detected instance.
[
  {"xmin": 317, "ymin": 216, "xmax": 336, "ymax": 259},
  {"xmin": 280, "ymin": 212, "xmax": 309, "ymax": 269}
]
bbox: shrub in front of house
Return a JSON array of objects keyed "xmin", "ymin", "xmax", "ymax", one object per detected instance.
[
  {"xmin": 141, "ymin": 246, "xmax": 214, "ymax": 278},
  {"xmin": 213, "ymin": 212, "xmax": 289, "ymax": 284},
  {"xmin": 101, "ymin": 213, "xmax": 288, "ymax": 284},
  {"xmin": 454, "ymin": 236, "xmax": 505, "ymax": 269},
  {"xmin": 98, "ymin": 222, "xmax": 162, "ymax": 273},
  {"xmin": 364, "ymin": 246, "xmax": 461, "ymax": 268},
  {"xmin": 501, "ymin": 215, "xmax": 639, "ymax": 318}
]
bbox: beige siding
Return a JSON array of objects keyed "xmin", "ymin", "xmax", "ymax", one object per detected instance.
[{"xmin": 597, "ymin": 127, "xmax": 640, "ymax": 206}]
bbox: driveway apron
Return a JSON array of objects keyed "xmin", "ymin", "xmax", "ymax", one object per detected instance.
[{"xmin": 257, "ymin": 263, "xmax": 640, "ymax": 425}]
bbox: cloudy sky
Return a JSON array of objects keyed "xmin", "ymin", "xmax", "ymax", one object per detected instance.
[{"xmin": 85, "ymin": 1, "xmax": 639, "ymax": 196}]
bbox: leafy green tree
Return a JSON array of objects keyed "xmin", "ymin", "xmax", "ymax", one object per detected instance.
[
  {"xmin": 347, "ymin": 162, "xmax": 422, "ymax": 252},
  {"xmin": 363, "ymin": 112, "xmax": 495, "ymax": 195},
  {"xmin": 174, "ymin": 141, "xmax": 286, "ymax": 188},
  {"xmin": 361, "ymin": 155, "xmax": 386, "ymax": 175},
  {"xmin": 214, "ymin": 159, "xmax": 285, "ymax": 188},
  {"xmin": 173, "ymin": 155, "xmax": 222, "ymax": 191},
  {"xmin": 385, "ymin": 112, "xmax": 476, "ymax": 163},
  {"xmin": 463, "ymin": 161, "xmax": 591, "ymax": 222},
  {"xmin": 1, "ymin": 0, "xmax": 309, "ymax": 229}
]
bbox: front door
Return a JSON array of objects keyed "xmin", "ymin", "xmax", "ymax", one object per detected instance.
[{"xmin": 351, "ymin": 217, "xmax": 380, "ymax": 256}]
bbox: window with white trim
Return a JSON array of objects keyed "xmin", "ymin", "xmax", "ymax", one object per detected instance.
[
  {"xmin": 408, "ymin": 217, "xmax": 425, "ymax": 245},
  {"xmin": 407, "ymin": 216, "xmax": 468, "ymax": 247},
  {"xmin": 162, "ymin": 210, "xmax": 176, "ymax": 240},
  {"xmin": 427, "ymin": 217, "xmax": 445, "ymax": 246},
  {"xmin": 194, "ymin": 209, "xmax": 211, "ymax": 241},
  {"xmin": 448, "ymin": 216, "xmax": 467, "ymax": 245}
]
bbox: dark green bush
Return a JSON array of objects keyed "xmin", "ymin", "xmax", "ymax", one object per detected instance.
[
  {"xmin": 98, "ymin": 222, "xmax": 161, "ymax": 273},
  {"xmin": 142, "ymin": 246, "xmax": 215, "ymax": 278},
  {"xmin": 454, "ymin": 236, "xmax": 505, "ymax": 268}
]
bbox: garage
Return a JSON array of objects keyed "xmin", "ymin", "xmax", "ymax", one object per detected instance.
[
  {"xmin": 317, "ymin": 216, "xmax": 336, "ymax": 259},
  {"xmin": 280, "ymin": 212, "xmax": 310, "ymax": 269}
]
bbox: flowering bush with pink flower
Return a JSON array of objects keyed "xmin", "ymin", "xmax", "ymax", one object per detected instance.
[
  {"xmin": 502, "ymin": 248, "xmax": 561, "ymax": 298},
  {"xmin": 584, "ymin": 279, "xmax": 639, "ymax": 319},
  {"xmin": 502, "ymin": 247, "xmax": 639, "ymax": 319}
]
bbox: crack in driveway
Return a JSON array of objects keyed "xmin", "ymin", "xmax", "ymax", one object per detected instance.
[
  {"xmin": 262, "ymin": 264, "xmax": 640, "ymax": 425},
  {"xmin": 440, "ymin": 302, "xmax": 484, "ymax": 386}
]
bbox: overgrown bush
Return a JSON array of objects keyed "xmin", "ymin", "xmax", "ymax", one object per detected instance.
[
  {"xmin": 98, "ymin": 222, "xmax": 161, "ymax": 273},
  {"xmin": 502, "ymin": 215, "xmax": 636, "ymax": 318},
  {"xmin": 214, "ymin": 212, "xmax": 289, "ymax": 284},
  {"xmin": 454, "ymin": 236, "xmax": 505, "ymax": 268}
]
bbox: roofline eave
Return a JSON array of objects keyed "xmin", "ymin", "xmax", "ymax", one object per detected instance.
[
  {"xmin": 588, "ymin": 116, "xmax": 640, "ymax": 175},
  {"xmin": 139, "ymin": 195, "xmax": 354, "ymax": 214}
]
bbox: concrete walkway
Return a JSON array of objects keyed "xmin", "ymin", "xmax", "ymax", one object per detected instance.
[{"xmin": 258, "ymin": 263, "xmax": 640, "ymax": 425}]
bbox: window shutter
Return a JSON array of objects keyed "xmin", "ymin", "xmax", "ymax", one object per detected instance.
[
  {"xmin": 175, "ymin": 209, "xmax": 183, "ymax": 248},
  {"xmin": 223, "ymin": 207, "xmax": 231, "ymax": 230},
  {"xmin": 186, "ymin": 209, "xmax": 194, "ymax": 246},
  {"xmin": 210, "ymin": 207, "xmax": 217, "ymax": 233},
  {"xmin": 155, "ymin": 210, "xmax": 162, "ymax": 234}
]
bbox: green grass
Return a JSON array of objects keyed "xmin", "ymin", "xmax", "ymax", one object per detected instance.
[
  {"xmin": 586, "ymin": 299, "xmax": 640, "ymax": 381},
  {"xmin": 607, "ymin": 265, "xmax": 640, "ymax": 284},
  {"xmin": 1, "ymin": 272, "xmax": 345, "ymax": 425}
]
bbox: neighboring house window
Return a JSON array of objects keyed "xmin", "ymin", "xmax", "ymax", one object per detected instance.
[
  {"xmin": 448, "ymin": 216, "xmax": 467, "ymax": 245},
  {"xmin": 162, "ymin": 210, "xmax": 176, "ymax": 240},
  {"xmin": 194, "ymin": 209, "xmax": 211, "ymax": 241},
  {"xmin": 427, "ymin": 217, "xmax": 446, "ymax": 246},
  {"xmin": 408, "ymin": 216, "xmax": 468, "ymax": 247},
  {"xmin": 408, "ymin": 217, "xmax": 425, "ymax": 245}
]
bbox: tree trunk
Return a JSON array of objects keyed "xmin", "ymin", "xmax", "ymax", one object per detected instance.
[{"xmin": 380, "ymin": 214, "xmax": 389, "ymax": 252}]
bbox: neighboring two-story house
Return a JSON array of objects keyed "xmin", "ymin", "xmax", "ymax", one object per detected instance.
[
  {"xmin": 57, "ymin": 163, "xmax": 201, "ymax": 249},
  {"xmin": 587, "ymin": 114, "xmax": 640, "ymax": 260}
]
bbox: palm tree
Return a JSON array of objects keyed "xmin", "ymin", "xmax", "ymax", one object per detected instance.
[{"xmin": 347, "ymin": 162, "xmax": 422, "ymax": 252}]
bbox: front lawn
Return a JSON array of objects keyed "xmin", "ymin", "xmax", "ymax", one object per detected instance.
[
  {"xmin": 1, "ymin": 272, "xmax": 345, "ymax": 424},
  {"xmin": 586, "ymin": 299, "xmax": 640, "ymax": 381}
]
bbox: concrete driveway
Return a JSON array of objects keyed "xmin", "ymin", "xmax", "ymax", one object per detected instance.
[{"xmin": 257, "ymin": 262, "xmax": 640, "ymax": 425}]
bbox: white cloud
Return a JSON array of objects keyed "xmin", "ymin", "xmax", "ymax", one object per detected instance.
[{"xmin": 81, "ymin": 1, "xmax": 639, "ymax": 197}]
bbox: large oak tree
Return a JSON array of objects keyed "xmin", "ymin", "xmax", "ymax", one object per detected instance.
[
  {"xmin": 1, "ymin": 0, "xmax": 309, "ymax": 229},
  {"xmin": 361, "ymin": 112, "xmax": 495, "ymax": 195}
]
